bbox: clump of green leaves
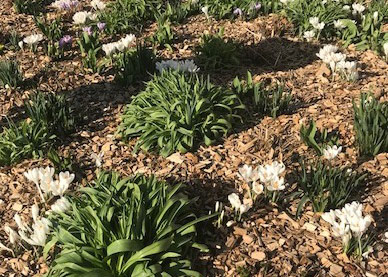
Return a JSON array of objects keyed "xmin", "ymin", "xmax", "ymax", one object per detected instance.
[
  {"xmin": 119, "ymin": 70, "xmax": 245, "ymax": 157},
  {"xmin": 296, "ymin": 160, "xmax": 366, "ymax": 216},
  {"xmin": 300, "ymin": 119, "xmax": 339, "ymax": 156},
  {"xmin": 0, "ymin": 59, "xmax": 23, "ymax": 89},
  {"xmin": 25, "ymin": 92, "xmax": 75, "ymax": 137},
  {"xmin": 112, "ymin": 44, "xmax": 155, "ymax": 86},
  {"xmin": 77, "ymin": 27, "xmax": 101, "ymax": 72},
  {"xmin": 353, "ymin": 93, "xmax": 388, "ymax": 157},
  {"xmin": 151, "ymin": 15, "xmax": 175, "ymax": 49},
  {"xmin": 34, "ymin": 16, "xmax": 63, "ymax": 58},
  {"xmin": 233, "ymin": 71, "xmax": 292, "ymax": 118},
  {"xmin": 13, "ymin": 0, "xmax": 44, "ymax": 14},
  {"xmin": 201, "ymin": 0, "xmax": 281, "ymax": 20},
  {"xmin": 196, "ymin": 28, "xmax": 239, "ymax": 70},
  {"xmin": 0, "ymin": 120, "xmax": 54, "ymax": 166},
  {"xmin": 99, "ymin": 0, "xmax": 159, "ymax": 35},
  {"xmin": 0, "ymin": 92, "xmax": 75, "ymax": 166},
  {"xmin": 46, "ymin": 172, "xmax": 214, "ymax": 276},
  {"xmin": 8, "ymin": 30, "xmax": 21, "ymax": 50}
]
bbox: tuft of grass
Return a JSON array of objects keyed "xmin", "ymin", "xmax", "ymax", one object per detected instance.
[
  {"xmin": 0, "ymin": 59, "xmax": 23, "ymax": 89},
  {"xmin": 296, "ymin": 159, "xmax": 366, "ymax": 216},
  {"xmin": 118, "ymin": 70, "xmax": 245, "ymax": 157},
  {"xmin": 233, "ymin": 71, "xmax": 292, "ymax": 118},
  {"xmin": 353, "ymin": 93, "xmax": 388, "ymax": 157},
  {"xmin": 196, "ymin": 28, "xmax": 240, "ymax": 70}
]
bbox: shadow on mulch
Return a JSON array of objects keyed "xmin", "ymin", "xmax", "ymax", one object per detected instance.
[{"xmin": 196, "ymin": 37, "xmax": 321, "ymax": 84}]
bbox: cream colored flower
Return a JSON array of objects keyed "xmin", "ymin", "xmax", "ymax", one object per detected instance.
[
  {"xmin": 322, "ymin": 145, "xmax": 342, "ymax": 160},
  {"xmin": 51, "ymin": 197, "xmax": 71, "ymax": 213}
]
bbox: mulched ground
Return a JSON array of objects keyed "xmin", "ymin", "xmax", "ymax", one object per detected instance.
[{"xmin": 0, "ymin": 1, "xmax": 387, "ymax": 276}]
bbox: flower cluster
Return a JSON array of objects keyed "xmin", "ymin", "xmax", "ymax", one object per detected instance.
[
  {"xmin": 316, "ymin": 45, "xmax": 359, "ymax": 81},
  {"xmin": 322, "ymin": 201, "xmax": 373, "ymax": 256},
  {"xmin": 13, "ymin": 205, "xmax": 51, "ymax": 246},
  {"xmin": 24, "ymin": 166, "xmax": 75, "ymax": 203},
  {"xmin": 52, "ymin": 0, "xmax": 79, "ymax": 10},
  {"xmin": 102, "ymin": 34, "xmax": 136, "ymax": 56},
  {"xmin": 155, "ymin": 59, "xmax": 200, "ymax": 74},
  {"xmin": 237, "ymin": 161, "xmax": 287, "ymax": 204}
]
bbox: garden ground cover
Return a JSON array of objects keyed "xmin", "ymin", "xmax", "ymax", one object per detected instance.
[{"xmin": 0, "ymin": 0, "xmax": 387, "ymax": 276}]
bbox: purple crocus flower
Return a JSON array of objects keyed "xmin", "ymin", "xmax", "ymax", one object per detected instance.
[
  {"xmin": 254, "ymin": 2, "xmax": 261, "ymax": 10},
  {"xmin": 97, "ymin": 22, "xmax": 106, "ymax": 31},
  {"xmin": 59, "ymin": 35, "xmax": 72, "ymax": 48},
  {"xmin": 233, "ymin": 8, "xmax": 243, "ymax": 17},
  {"xmin": 82, "ymin": 26, "xmax": 93, "ymax": 36}
]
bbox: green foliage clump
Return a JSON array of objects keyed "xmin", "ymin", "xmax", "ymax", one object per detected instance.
[
  {"xmin": 353, "ymin": 93, "xmax": 388, "ymax": 157},
  {"xmin": 201, "ymin": 0, "xmax": 281, "ymax": 20},
  {"xmin": 151, "ymin": 15, "xmax": 175, "ymax": 49},
  {"xmin": 297, "ymin": 160, "xmax": 366, "ymax": 216},
  {"xmin": 46, "ymin": 172, "xmax": 214, "ymax": 276},
  {"xmin": 99, "ymin": 0, "xmax": 160, "ymax": 35},
  {"xmin": 0, "ymin": 120, "xmax": 55, "ymax": 166},
  {"xmin": 284, "ymin": 0, "xmax": 350, "ymax": 39},
  {"xmin": 0, "ymin": 92, "xmax": 75, "ymax": 166},
  {"xmin": 13, "ymin": 0, "xmax": 44, "ymax": 14},
  {"xmin": 77, "ymin": 28, "xmax": 101, "ymax": 72},
  {"xmin": 300, "ymin": 120, "xmax": 339, "ymax": 156},
  {"xmin": 233, "ymin": 71, "xmax": 292, "ymax": 118},
  {"xmin": 0, "ymin": 59, "xmax": 23, "ymax": 89},
  {"xmin": 196, "ymin": 28, "xmax": 240, "ymax": 70},
  {"xmin": 112, "ymin": 45, "xmax": 156, "ymax": 86},
  {"xmin": 25, "ymin": 92, "xmax": 75, "ymax": 137},
  {"xmin": 34, "ymin": 16, "xmax": 63, "ymax": 58},
  {"xmin": 119, "ymin": 70, "xmax": 245, "ymax": 157}
]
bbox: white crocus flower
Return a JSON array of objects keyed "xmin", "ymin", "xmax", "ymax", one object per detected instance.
[
  {"xmin": 51, "ymin": 197, "xmax": 71, "ymax": 213},
  {"xmin": 309, "ymin": 17, "xmax": 325, "ymax": 30},
  {"xmin": 24, "ymin": 168, "xmax": 45, "ymax": 201},
  {"xmin": 102, "ymin": 42, "xmax": 117, "ymax": 56},
  {"xmin": 383, "ymin": 42, "xmax": 388, "ymax": 60},
  {"xmin": 337, "ymin": 60, "xmax": 359, "ymax": 81},
  {"xmin": 334, "ymin": 20, "xmax": 345, "ymax": 29},
  {"xmin": 91, "ymin": 151, "xmax": 104, "ymax": 167},
  {"xmin": 303, "ymin": 30, "xmax": 315, "ymax": 42},
  {"xmin": 228, "ymin": 193, "xmax": 242, "ymax": 210},
  {"xmin": 258, "ymin": 161, "xmax": 285, "ymax": 184},
  {"xmin": 266, "ymin": 176, "xmax": 286, "ymax": 191},
  {"xmin": 51, "ymin": 171, "xmax": 75, "ymax": 196},
  {"xmin": 252, "ymin": 182, "xmax": 264, "ymax": 195},
  {"xmin": 352, "ymin": 3, "xmax": 365, "ymax": 15},
  {"xmin": 13, "ymin": 214, "xmax": 27, "ymax": 232},
  {"xmin": 23, "ymin": 34, "xmax": 44, "ymax": 45},
  {"xmin": 91, "ymin": 0, "xmax": 106, "ymax": 10},
  {"xmin": 38, "ymin": 166, "xmax": 55, "ymax": 195},
  {"xmin": 18, "ymin": 41, "xmax": 24, "ymax": 50},
  {"xmin": 384, "ymin": 232, "xmax": 388, "ymax": 243},
  {"xmin": 349, "ymin": 214, "xmax": 373, "ymax": 237},
  {"xmin": 239, "ymin": 203, "xmax": 251, "ymax": 215},
  {"xmin": 238, "ymin": 164, "xmax": 259, "ymax": 183},
  {"xmin": 201, "ymin": 6, "xmax": 209, "ymax": 18},
  {"xmin": 72, "ymin": 11, "xmax": 91, "ymax": 25},
  {"xmin": 322, "ymin": 145, "xmax": 342, "ymax": 160},
  {"xmin": 4, "ymin": 225, "xmax": 19, "ymax": 244},
  {"xmin": 322, "ymin": 209, "xmax": 337, "ymax": 225}
]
